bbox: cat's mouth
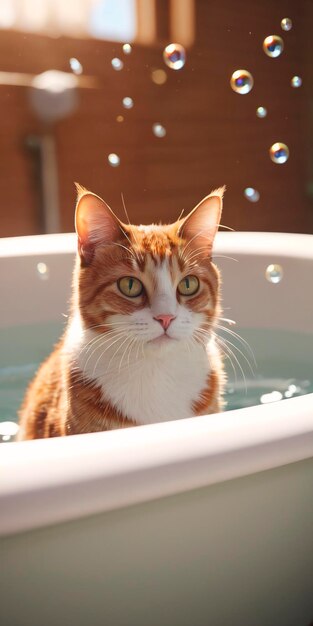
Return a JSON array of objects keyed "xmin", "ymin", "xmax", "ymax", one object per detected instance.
[{"xmin": 149, "ymin": 333, "xmax": 176, "ymax": 345}]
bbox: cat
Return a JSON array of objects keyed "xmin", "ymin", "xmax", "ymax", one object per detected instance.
[{"xmin": 18, "ymin": 184, "xmax": 226, "ymax": 440}]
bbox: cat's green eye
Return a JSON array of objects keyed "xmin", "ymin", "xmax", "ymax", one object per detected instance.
[
  {"xmin": 177, "ymin": 275, "xmax": 199, "ymax": 296},
  {"xmin": 118, "ymin": 276, "xmax": 144, "ymax": 298}
]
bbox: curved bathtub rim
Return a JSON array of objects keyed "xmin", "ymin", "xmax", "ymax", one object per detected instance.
[
  {"xmin": 0, "ymin": 393, "xmax": 312, "ymax": 537},
  {"xmin": 0, "ymin": 230, "xmax": 312, "ymax": 537},
  {"xmin": 1, "ymin": 231, "xmax": 313, "ymax": 259}
]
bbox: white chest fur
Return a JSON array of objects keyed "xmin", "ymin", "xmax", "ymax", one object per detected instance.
[{"xmin": 65, "ymin": 316, "xmax": 212, "ymax": 425}]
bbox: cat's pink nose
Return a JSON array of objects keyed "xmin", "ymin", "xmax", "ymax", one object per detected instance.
[{"xmin": 153, "ymin": 314, "xmax": 176, "ymax": 331}]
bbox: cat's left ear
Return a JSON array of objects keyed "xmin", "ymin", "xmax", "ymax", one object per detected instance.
[
  {"xmin": 178, "ymin": 186, "xmax": 225, "ymax": 256},
  {"xmin": 75, "ymin": 183, "xmax": 125, "ymax": 264}
]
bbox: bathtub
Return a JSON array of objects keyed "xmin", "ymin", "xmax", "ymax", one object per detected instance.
[{"xmin": 0, "ymin": 231, "xmax": 312, "ymax": 626}]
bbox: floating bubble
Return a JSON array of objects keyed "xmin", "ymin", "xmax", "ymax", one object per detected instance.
[
  {"xmin": 281, "ymin": 17, "xmax": 292, "ymax": 31},
  {"xmin": 263, "ymin": 35, "xmax": 284, "ymax": 58},
  {"xmin": 265, "ymin": 264, "xmax": 283, "ymax": 284},
  {"xmin": 244, "ymin": 187, "xmax": 260, "ymax": 202},
  {"xmin": 260, "ymin": 390, "xmax": 283, "ymax": 404},
  {"xmin": 152, "ymin": 123, "xmax": 166, "ymax": 138},
  {"xmin": 37, "ymin": 262, "xmax": 49, "ymax": 280},
  {"xmin": 163, "ymin": 43, "xmax": 186, "ymax": 70},
  {"xmin": 122, "ymin": 43, "xmax": 132, "ymax": 55},
  {"xmin": 32, "ymin": 70, "xmax": 77, "ymax": 94},
  {"xmin": 111, "ymin": 57, "xmax": 124, "ymax": 71},
  {"xmin": 256, "ymin": 106, "xmax": 267, "ymax": 118},
  {"xmin": 230, "ymin": 69, "xmax": 254, "ymax": 94},
  {"xmin": 108, "ymin": 153, "xmax": 120, "ymax": 167},
  {"xmin": 0, "ymin": 421, "xmax": 19, "ymax": 442},
  {"xmin": 284, "ymin": 383, "xmax": 299, "ymax": 398},
  {"xmin": 69, "ymin": 58, "xmax": 83, "ymax": 75},
  {"xmin": 122, "ymin": 96, "xmax": 134, "ymax": 109},
  {"xmin": 151, "ymin": 68, "xmax": 167, "ymax": 85},
  {"xmin": 269, "ymin": 142, "xmax": 289, "ymax": 164},
  {"xmin": 291, "ymin": 75, "xmax": 302, "ymax": 88},
  {"xmin": 116, "ymin": 115, "xmax": 124, "ymax": 123}
]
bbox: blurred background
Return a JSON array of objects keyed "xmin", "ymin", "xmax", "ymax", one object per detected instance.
[{"xmin": 0, "ymin": 0, "xmax": 312, "ymax": 237}]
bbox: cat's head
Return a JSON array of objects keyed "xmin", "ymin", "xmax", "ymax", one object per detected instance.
[{"xmin": 74, "ymin": 184, "xmax": 224, "ymax": 350}]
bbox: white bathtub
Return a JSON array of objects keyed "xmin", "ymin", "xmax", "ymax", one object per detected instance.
[{"xmin": 0, "ymin": 232, "xmax": 313, "ymax": 626}]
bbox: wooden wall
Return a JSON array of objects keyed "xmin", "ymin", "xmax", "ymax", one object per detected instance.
[{"xmin": 0, "ymin": 0, "xmax": 312, "ymax": 237}]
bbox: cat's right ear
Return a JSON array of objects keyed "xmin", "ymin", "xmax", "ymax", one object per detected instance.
[{"xmin": 74, "ymin": 183, "xmax": 124, "ymax": 265}]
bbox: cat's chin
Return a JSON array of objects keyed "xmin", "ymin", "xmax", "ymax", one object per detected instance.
[{"xmin": 147, "ymin": 334, "xmax": 177, "ymax": 348}]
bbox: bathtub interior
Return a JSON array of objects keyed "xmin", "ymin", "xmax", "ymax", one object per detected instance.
[
  {"xmin": 0, "ymin": 231, "xmax": 313, "ymax": 626},
  {"xmin": 0, "ymin": 231, "xmax": 313, "ymax": 438},
  {"xmin": 0, "ymin": 457, "xmax": 312, "ymax": 626}
]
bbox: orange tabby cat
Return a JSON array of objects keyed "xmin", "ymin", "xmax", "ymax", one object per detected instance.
[{"xmin": 18, "ymin": 184, "xmax": 225, "ymax": 439}]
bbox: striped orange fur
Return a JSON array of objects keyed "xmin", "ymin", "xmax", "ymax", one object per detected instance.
[{"xmin": 18, "ymin": 185, "xmax": 226, "ymax": 440}]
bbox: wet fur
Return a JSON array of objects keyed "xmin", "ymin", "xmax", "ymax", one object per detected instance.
[{"xmin": 19, "ymin": 186, "xmax": 226, "ymax": 439}]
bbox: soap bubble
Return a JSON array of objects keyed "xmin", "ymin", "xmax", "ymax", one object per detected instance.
[
  {"xmin": 291, "ymin": 75, "xmax": 302, "ymax": 88},
  {"xmin": 0, "ymin": 421, "xmax": 19, "ymax": 441},
  {"xmin": 260, "ymin": 390, "xmax": 283, "ymax": 404},
  {"xmin": 281, "ymin": 17, "xmax": 292, "ymax": 31},
  {"xmin": 111, "ymin": 57, "xmax": 124, "ymax": 71},
  {"xmin": 265, "ymin": 264, "xmax": 283, "ymax": 283},
  {"xmin": 151, "ymin": 69, "xmax": 167, "ymax": 85},
  {"xmin": 108, "ymin": 153, "xmax": 120, "ymax": 167},
  {"xmin": 152, "ymin": 123, "xmax": 166, "ymax": 138},
  {"xmin": 163, "ymin": 43, "xmax": 186, "ymax": 70},
  {"xmin": 263, "ymin": 35, "xmax": 284, "ymax": 58},
  {"xmin": 122, "ymin": 43, "xmax": 132, "ymax": 55},
  {"xmin": 122, "ymin": 96, "xmax": 134, "ymax": 109},
  {"xmin": 256, "ymin": 106, "xmax": 267, "ymax": 118},
  {"xmin": 269, "ymin": 142, "xmax": 289, "ymax": 164},
  {"xmin": 230, "ymin": 69, "xmax": 254, "ymax": 94},
  {"xmin": 285, "ymin": 383, "xmax": 299, "ymax": 398},
  {"xmin": 37, "ymin": 262, "xmax": 49, "ymax": 279},
  {"xmin": 116, "ymin": 115, "xmax": 124, "ymax": 123},
  {"xmin": 244, "ymin": 187, "xmax": 260, "ymax": 202},
  {"xmin": 69, "ymin": 58, "xmax": 82, "ymax": 75}
]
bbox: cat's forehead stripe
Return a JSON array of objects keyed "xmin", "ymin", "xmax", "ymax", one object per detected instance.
[{"xmin": 128, "ymin": 223, "xmax": 183, "ymax": 260}]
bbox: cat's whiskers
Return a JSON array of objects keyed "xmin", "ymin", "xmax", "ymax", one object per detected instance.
[
  {"xmin": 118, "ymin": 334, "xmax": 140, "ymax": 373},
  {"xmin": 110, "ymin": 241, "xmax": 137, "ymax": 262},
  {"xmin": 127, "ymin": 336, "xmax": 138, "ymax": 369},
  {"xmin": 216, "ymin": 335, "xmax": 249, "ymax": 391},
  {"xmin": 218, "ymin": 224, "xmax": 235, "ymax": 231},
  {"xmin": 76, "ymin": 329, "xmax": 118, "ymax": 363},
  {"xmin": 83, "ymin": 330, "xmax": 127, "ymax": 376},
  {"xmin": 181, "ymin": 232, "xmax": 239, "ymax": 266},
  {"xmin": 215, "ymin": 322, "xmax": 257, "ymax": 367},
  {"xmin": 195, "ymin": 324, "xmax": 249, "ymax": 385},
  {"xmin": 120, "ymin": 192, "xmax": 144, "ymax": 264},
  {"xmin": 118, "ymin": 335, "xmax": 135, "ymax": 373},
  {"xmin": 215, "ymin": 335, "xmax": 239, "ymax": 386},
  {"xmin": 217, "ymin": 332, "xmax": 255, "ymax": 376},
  {"xmin": 191, "ymin": 333, "xmax": 213, "ymax": 369},
  {"xmin": 103, "ymin": 333, "xmax": 131, "ymax": 375},
  {"xmin": 135, "ymin": 337, "xmax": 142, "ymax": 361},
  {"xmin": 193, "ymin": 331, "xmax": 211, "ymax": 350},
  {"xmin": 80, "ymin": 320, "xmax": 149, "ymax": 376},
  {"xmin": 78, "ymin": 323, "xmax": 138, "ymax": 361},
  {"xmin": 197, "ymin": 327, "xmax": 238, "ymax": 376},
  {"xmin": 184, "ymin": 337, "xmax": 193, "ymax": 355},
  {"xmin": 82, "ymin": 328, "xmax": 125, "ymax": 357},
  {"xmin": 219, "ymin": 316, "xmax": 236, "ymax": 325},
  {"xmin": 79, "ymin": 320, "xmax": 141, "ymax": 359},
  {"xmin": 182, "ymin": 242, "xmax": 213, "ymax": 261},
  {"xmin": 180, "ymin": 228, "xmax": 206, "ymax": 257},
  {"xmin": 212, "ymin": 255, "xmax": 239, "ymax": 262},
  {"xmin": 91, "ymin": 331, "xmax": 129, "ymax": 378}
]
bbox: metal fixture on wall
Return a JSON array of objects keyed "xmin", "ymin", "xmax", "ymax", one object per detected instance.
[{"xmin": 27, "ymin": 70, "xmax": 79, "ymax": 233}]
